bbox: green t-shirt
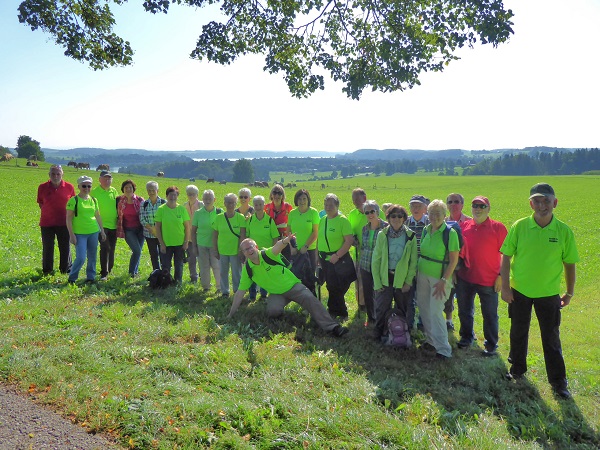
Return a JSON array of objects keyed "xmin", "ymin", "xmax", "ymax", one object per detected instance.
[
  {"xmin": 213, "ymin": 212, "xmax": 246, "ymax": 256},
  {"xmin": 192, "ymin": 207, "xmax": 221, "ymax": 247},
  {"xmin": 417, "ymin": 224, "xmax": 460, "ymax": 278},
  {"xmin": 66, "ymin": 196, "xmax": 100, "ymax": 234},
  {"xmin": 500, "ymin": 214, "xmax": 579, "ymax": 298},
  {"xmin": 239, "ymin": 248, "xmax": 300, "ymax": 294},
  {"xmin": 155, "ymin": 204, "xmax": 190, "ymax": 247},
  {"xmin": 246, "ymin": 214, "xmax": 279, "ymax": 250},
  {"xmin": 318, "ymin": 214, "xmax": 352, "ymax": 259},
  {"xmin": 288, "ymin": 207, "xmax": 320, "ymax": 250},
  {"xmin": 91, "ymin": 186, "xmax": 118, "ymax": 229}
]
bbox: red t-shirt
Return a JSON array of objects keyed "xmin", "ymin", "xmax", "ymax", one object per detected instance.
[
  {"xmin": 264, "ymin": 201, "xmax": 293, "ymax": 236},
  {"xmin": 122, "ymin": 202, "xmax": 142, "ymax": 229},
  {"xmin": 37, "ymin": 180, "xmax": 75, "ymax": 227},
  {"xmin": 457, "ymin": 218, "xmax": 508, "ymax": 287}
]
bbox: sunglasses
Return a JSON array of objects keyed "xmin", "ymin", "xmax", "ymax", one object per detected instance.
[
  {"xmin": 272, "ymin": 192, "xmax": 283, "ymax": 196},
  {"xmin": 472, "ymin": 204, "xmax": 488, "ymax": 209},
  {"xmin": 81, "ymin": 185, "xmax": 92, "ymax": 188},
  {"xmin": 365, "ymin": 210, "xmax": 377, "ymax": 215},
  {"xmin": 388, "ymin": 214, "xmax": 405, "ymax": 219},
  {"xmin": 447, "ymin": 200, "xmax": 462, "ymax": 204},
  {"xmin": 239, "ymin": 195, "xmax": 249, "ymax": 199}
]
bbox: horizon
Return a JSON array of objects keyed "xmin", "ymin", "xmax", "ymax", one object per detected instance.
[{"xmin": 1, "ymin": 0, "xmax": 599, "ymax": 152}]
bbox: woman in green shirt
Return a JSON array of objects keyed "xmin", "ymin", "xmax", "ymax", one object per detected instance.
[
  {"xmin": 155, "ymin": 186, "xmax": 191, "ymax": 284},
  {"xmin": 66, "ymin": 176, "xmax": 106, "ymax": 284},
  {"xmin": 212, "ymin": 193, "xmax": 246, "ymax": 296}
]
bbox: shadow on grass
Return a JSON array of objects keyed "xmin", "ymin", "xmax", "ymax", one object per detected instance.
[{"xmin": 3, "ymin": 271, "xmax": 597, "ymax": 447}]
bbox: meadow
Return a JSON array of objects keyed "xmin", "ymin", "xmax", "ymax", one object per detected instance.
[{"xmin": 0, "ymin": 160, "xmax": 598, "ymax": 449}]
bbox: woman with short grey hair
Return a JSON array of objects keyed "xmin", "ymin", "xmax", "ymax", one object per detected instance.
[
  {"xmin": 140, "ymin": 180, "xmax": 166, "ymax": 270},
  {"xmin": 358, "ymin": 200, "xmax": 387, "ymax": 324},
  {"xmin": 236, "ymin": 187, "xmax": 254, "ymax": 218},
  {"xmin": 184, "ymin": 184, "xmax": 204, "ymax": 283},
  {"xmin": 212, "ymin": 193, "xmax": 246, "ymax": 296},
  {"xmin": 192, "ymin": 189, "xmax": 222, "ymax": 290}
]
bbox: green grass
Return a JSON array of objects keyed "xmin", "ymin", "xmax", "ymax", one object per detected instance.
[{"xmin": 1, "ymin": 161, "xmax": 599, "ymax": 449}]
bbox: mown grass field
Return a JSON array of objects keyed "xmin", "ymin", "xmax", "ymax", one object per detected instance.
[{"xmin": 1, "ymin": 160, "xmax": 599, "ymax": 449}]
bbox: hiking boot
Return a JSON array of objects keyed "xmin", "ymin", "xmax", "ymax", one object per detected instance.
[
  {"xmin": 331, "ymin": 325, "xmax": 349, "ymax": 337},
  {"xmin": 552, "ymin": 386, "xmax": 571, "ymax": 400},
  {"xmin": 435, "ymin": 353, "xmax": 451, "ymax": 360},
  {"xmin": 505, "ymin": 372, "xmax": 524, "ymax": 382},
  {"xmin": 457, "ymin": 339, "xmax": 472, "ymax": 349},
  {"xmin": 482, "ymin": 348, "xmax": 497, "ymax": 357},
  {"xmin": 446, "ymin": 320, "xmax": 455, "ymax": 331},
  {"xmin": 420, "ymin": 342, "xmax": 436, "ymax": 353}
]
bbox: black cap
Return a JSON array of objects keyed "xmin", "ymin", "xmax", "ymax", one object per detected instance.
[
  {"xmin": 409, "ymin": 194, "xmax": 430, "ymax": 205},
  {"xmin": 529, "ymin": 183, "xmax": 555, "ymax": 199}
]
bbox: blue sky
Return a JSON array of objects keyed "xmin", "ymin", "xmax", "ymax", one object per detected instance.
[{"xmin": 1, "ymin": 0, "xmax": 598, "ymax": 153}]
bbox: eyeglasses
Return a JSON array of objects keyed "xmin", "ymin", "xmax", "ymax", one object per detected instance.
[
  {"xmin": 239, "ymin": 195, "xmax": 249, "ymax": 199},
  {"xmin": 81, "ymin": 185, "xmax": 92, "ymax": 188},
  {"xmin": 447, "ymin": 200, "xmax": 462, "ymax": 204},
  {"xmin": 472, "ymin": 204, "xmax": 488, "ymax": 209},
  {"xmin": 365, "ymin": 210, "xmax": 377, "ymax": 215},
  {"xmin": 388, "ymin": 214, "xmax": 405, "ymax": 219}
]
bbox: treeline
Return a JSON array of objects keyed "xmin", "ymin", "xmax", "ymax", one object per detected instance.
[{"xmin": 463, "ymin": 148, "xmax": 600, "ymax": 175}]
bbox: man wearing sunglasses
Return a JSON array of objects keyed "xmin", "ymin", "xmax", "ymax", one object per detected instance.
[
  {"xmin": 455, "ymin": 196, "xmax": 507, "ymax": 357},
  {"xmin": 443, "ymin": 193, "xmax": 472, "ymax": 330}
]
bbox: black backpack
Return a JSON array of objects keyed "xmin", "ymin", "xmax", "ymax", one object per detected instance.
[
  {"xmin": 73, "ymin": 195, "xmax": 98, "ymax": 217},
  {"xmin": 148, "ymin": 269, "xmax": 174, "ymax": 289},
  {"xmin": 246, "ymin": 250, "xmax": 290, "ymax": 279},
  {"xmin": 420, "ymin": 221, "xmax": 467, "ymax": 272}
]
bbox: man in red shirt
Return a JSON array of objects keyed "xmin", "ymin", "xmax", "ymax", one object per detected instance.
[
  {"xmin": 37, "ymin": 165, "xmax": 75, "ymax": 274},
  {"xmin": 455, "ymin": 196, "xmax": 508, "ymax": 356}
]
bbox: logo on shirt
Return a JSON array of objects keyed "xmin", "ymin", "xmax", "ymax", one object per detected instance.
[{"xmin": 549, "ymin": 237, "xmax": 558, "ymax": 243}]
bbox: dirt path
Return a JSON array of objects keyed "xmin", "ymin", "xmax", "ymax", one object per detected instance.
[{"xmin": 0, "ymin": 385, "xmax": 121, "ymax": 449}]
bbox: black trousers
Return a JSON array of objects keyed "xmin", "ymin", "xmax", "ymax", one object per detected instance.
[
  {"xmin": 321, "ymin": 258, "xmax": 352, "ymax": 318},
  {"xmin": 99, "ymin": 228, "xmax": 117, "ymax": 277},
  {"xmin": 145, "ymin": 237, "xmax": 161, "ymax": 270},
  {"xmin": 508, "ymin": 289, "xmax": 567, "ymax": 388},
  {"xmin": 41, "ymin": 226, "xmax": 71, "ymax": 274}
]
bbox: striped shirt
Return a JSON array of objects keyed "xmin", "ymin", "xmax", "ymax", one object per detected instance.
[{"xmin": 407, "ymin": 215, "xmax": 430, "ymax": 256}]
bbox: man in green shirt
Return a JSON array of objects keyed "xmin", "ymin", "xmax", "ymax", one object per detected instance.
[
  {"xmin": 92, "ymin": 170, "xmax": 118, "ymax": 280},
  {"xmin": 501, "ymin": 183, "xmax": 579, "ymax": 399},
  {"xmin": 228, "ymin": 236, "xmax": 349, "ymax": 337}
]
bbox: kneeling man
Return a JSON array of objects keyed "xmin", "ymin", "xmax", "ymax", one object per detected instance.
[{"xmin": 228, "ymin": 235, "xmax": 349, "ymax": 337}]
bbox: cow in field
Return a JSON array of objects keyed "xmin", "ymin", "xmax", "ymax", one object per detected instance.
[
  {"xmin": 77, "ymin": 162, "xmax": 90, "ymax": 169},
  {"xmin": 219, "ymin": 180, "xmax": 227, "ymax": 185},
  {"xmin": 96, "ymin": 164, "xmax": 110, "ymax": 171},
  {"xmin": 189, "ymin": 178, "xmax": 195, "ymax": 182},
  {"xmin": 27, "ymin": 161, "xmax": 39, "ymax": 167},
  {"xmin": 206, "ymin": 178, "xmax": 215, "ymax": 183},
  {"xmin": 0, "ymin": 153, "xmax": 13, "ymax": 162},
  {"xmin": 321, "ymin": 183, "xmax": 326, "ymax": 189},
  {"xmin": 67, "ymin": 161, "xmax": 77, "ymax": 168},
  {"xmin": 157, "ymin": 172, "xmax": 164, "ymax": 177}
]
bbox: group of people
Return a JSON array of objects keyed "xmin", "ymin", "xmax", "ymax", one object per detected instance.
[{"xmin": 38, "ymin": 166, "xmax": 579, "ymax": 397}]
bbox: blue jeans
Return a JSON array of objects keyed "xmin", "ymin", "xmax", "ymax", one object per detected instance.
[
  {"xmin": 456, "ymin": 277, "xmax": 499, "ymax": 350},
  {"xmin": 69, "ymin": 232, "xmax": 99, "ymax": 282},
  {"xmin": 219, "ymin": 254, "xmax": 242, "ymax": 295},
  {"xmin": 161, "ymin": 246, "xmax": 184, "ymax": 283},
  {"xmin": 124, "ymin": 227, "xmax": 145, "ymax": 276}
]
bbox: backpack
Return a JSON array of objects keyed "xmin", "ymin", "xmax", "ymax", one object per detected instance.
[
  {"xmin": 148, "ymin": 269, "xmax": 174, "ymax": 289},
  {"xmin": 420, "ymin": 221, "xmax": 468, "ymax": 273},
  {"xmin": 246, "ymin": 250, "xmax": 290, "ymax": 279},
  {"xmin": 73, "ymin": 195, "xmax": 98, "ymax": 217},
  {"xmin": 384, "ymin": 309, "xmax": 412, "ymax": 348}
]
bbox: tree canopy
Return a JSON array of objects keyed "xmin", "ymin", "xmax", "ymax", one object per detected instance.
[
  {"xmin": 17, "ymin": 0, "xmax": 513, "ymax": 99},
  {"xmin": 16, "ymin": 135, "xmax": 45, "ymax": 161},
  {"xmin": 232, "ymin": 158, "xmax": 255, "ymax": 183}
]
